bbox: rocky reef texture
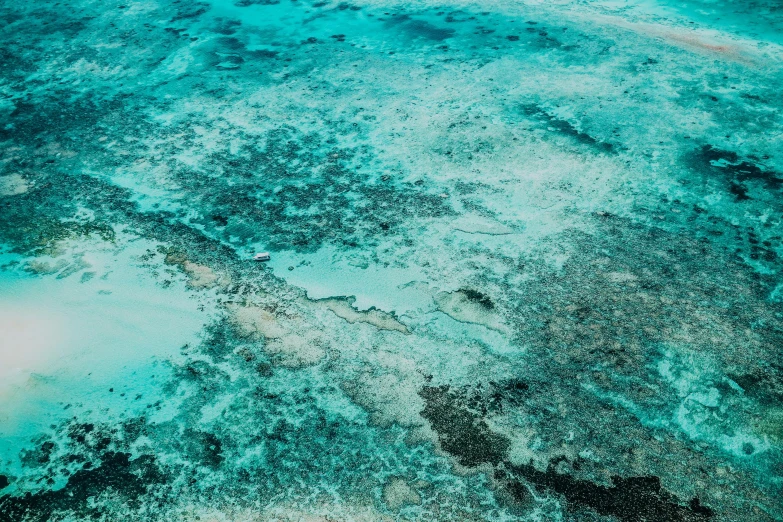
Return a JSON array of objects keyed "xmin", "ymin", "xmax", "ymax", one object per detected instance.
[{"xmin": 0, "ymin": 0, "xmax": 782, "ymax": 520}]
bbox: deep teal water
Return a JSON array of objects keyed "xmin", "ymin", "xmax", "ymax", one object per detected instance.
[{"xmin": 0, "ymin": 0, "xmax": 782, "ymax": 520}]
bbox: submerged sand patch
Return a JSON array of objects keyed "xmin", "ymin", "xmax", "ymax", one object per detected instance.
[
  {"xmin": 382, "ymin": 477, "xmax": 422, "ymax": 511},
  {"xmin": 314, "ymin": 296, "xmax": 410, "ymax": 334},
  {"xmin": 226, "ymin": 303, "xmax": 325, "ymax": 367},
  {"xmin": 434, "ymin": 289, "xmax": 509, "ymax": 334},
  {"xmin": 174, "ymin": 502, "xmax": 395, "ymax": 522},
  {"xmin": 182, "ymin": 261, "xmax": 224, "ymax": 289},
  {"xmin": 0, "ymin": 306, "xmax": 68, "ymax": 399},
  {"xmin": 0, "ymin": 174, "xmax": 30, "ymax": 196},
  {"xmin": 451, "ymin": 215, "xmax": 513, "ymax": 235},
  {"xmin": 163, "ymin": 249, "xmax": 231, "ymax": 290}
]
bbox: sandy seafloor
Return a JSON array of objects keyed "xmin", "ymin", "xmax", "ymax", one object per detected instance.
[{"xmin": 0, "ymin": 0, "xmax": 782, "ymax": 520}]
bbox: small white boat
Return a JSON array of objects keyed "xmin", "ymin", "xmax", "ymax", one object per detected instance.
[{"xmin": 253, "ymin": 252, "xmax": 271, "ymax": 262}]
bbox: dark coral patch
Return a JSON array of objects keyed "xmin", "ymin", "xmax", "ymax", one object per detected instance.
[
  {"xmin": 460, "ymin": 288, "xmax": 494, "ymax": 309},
  {"xmin": 421, "ymin": 384, "xmax": 715, "ymax": 521},
  {"xmin": 385, "ymin": 15, "xmax": 456, "ymax": 41},
  {"xmin": 0, "ymin": 452, "xmax": 166, "ymax": 522},
  {"xmin": 419, "ymin": 385, "xmax": 510, "ymax": 467},
  {"xmin": 170, "ymin": 2, "xmax": 209, "ymax": 22},
  {"xmin": 686, "ymin": 145, "xmax": 782, "ymax": 200},
  {"xmin": 235, "ymin": 0, "xmax": 280, "ymax": 5},
  {"xmin": 730, "ymin": 364, "xmax": 783, "ymax": 406},
  {"xmin": 181, "ymin": 430, "xmax": 224, "ymax": 468},
  {"xmin": 521, "ymin": 104, "xmax": 614, "ymax": 153},
  {"xmin": 499, "ymin": 464, "xmax": 714, "ymax": 522}
]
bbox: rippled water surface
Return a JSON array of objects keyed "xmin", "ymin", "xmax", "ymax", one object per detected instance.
[{"xmin": 1, "ymin": 0, "xmax": 782, "ymax": 520}]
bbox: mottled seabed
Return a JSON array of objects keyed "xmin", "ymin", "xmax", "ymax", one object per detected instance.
[{"xmin": 0, "ymin": 0, "xmax": 782, "ymax": 520}]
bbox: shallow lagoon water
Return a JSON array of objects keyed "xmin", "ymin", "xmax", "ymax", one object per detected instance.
[
  {"xmin": 0, "ymin": 236, "xmax": 215, "ymax": 486},
  {"xmin": 0, "ymin": 0, "xmax": 782, "ymax": 520}
]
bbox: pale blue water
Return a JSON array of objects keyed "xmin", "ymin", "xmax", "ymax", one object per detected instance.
[
  {"xmin": 0, "ymin": 0, "xmax": 782, "ymax": 520},
  {"xmin": 0, "ymin": 237, "xmax": 214, "ymax": 483}
]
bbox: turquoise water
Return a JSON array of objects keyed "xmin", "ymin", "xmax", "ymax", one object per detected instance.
[{"xmin": 0, "ymin": 0, "xmax": 781, "ymax": 520}]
